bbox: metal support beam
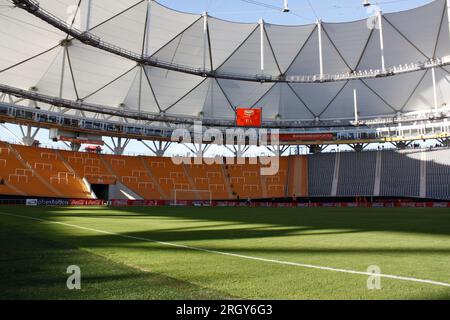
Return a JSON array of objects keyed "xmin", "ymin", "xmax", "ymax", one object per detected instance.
[
  {"xmin": 264, "ymin": 145, "xmax": 289, "ymax": 156},
  {"xmin": 58, "ymin": 47, "xmax": 67, "ymax": 103},
  {"xmin": 377, "ymin": 10, "xmax": 386, "ymax": 72},
  {"xmin": 349, "ymin": 143, "xmax": 368, "ymax": 152},
  {"xmin": 19, "ymin": 124, "xmax": 40, "ymax": 146},
  {"xmin": 308, "ymin": 145, "xmax": 324, "ymax": 154},
  {"xmin": 70, "ymin": 142, "xmax": 81, "ymax": 152},
  {"xmin": 141, "ymin": 140, "xmax": 171, "ymax": 156},
  {"xmin": 0, "ymin": 124, "xmax": 24, "ymax": 144},
  {"xmin": 109, "ymin": 137, "xmax": 130, "ymax": 155},
  {"xmin": 317, "ymin": 20, "xmax": 324, "ymax": 80},
  {"xmin": 447, "ymin": 0, "xmax": 450, "ymax": 51},
  {"xmin": 259, "ymin": 18, "xmax": 265, "ymax": 73},
  {"xmin": 353, "ymin": 88, "xmax": 359, "ymax": 124},
  {"xmin": 83, "ymin": 0, "xmax": 92, "ymax": 31},
  {"xmin": 144, "ymin": 0, "xmax": 152, "ymax": 57},
  {"xmin": 390, "ymin": 141, "xmax": 412, "ymax": 150},
  {"xmin": 202, "ymin": 11, "xmax": 208, "ymax": 72},
  {"xmin": 225, "ymin": 144, "xmax": 249, "ymax": 157},
  {"xmin": 11, "ymin": 0, "xmax": 450, "ymax": 85},
  {"xmin": 432, "ymin": 67, "xmax": 438, "ymax": 111},
  {"xmin": 182, "ymin": 142, "xmax": 211, "ymax": 158}
]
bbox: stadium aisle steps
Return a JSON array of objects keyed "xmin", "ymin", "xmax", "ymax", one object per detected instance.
[
  {"xmin": 7, "ymin": 144, "xmax": 63, "ymax": 198},
  {"xmin": 104, "ymin": 154, "xmax": 161, "ymax": 200},
  {"xmin": 10, "ymin": 144, "xmax": 92, "ymax": 198},
  {"xmin": 139, "ymin": 157, "xmax": 166, "ymax": 199},
  {"xmin": 220, "ymin": 163, "xmax": 235, "ymax": 199}
]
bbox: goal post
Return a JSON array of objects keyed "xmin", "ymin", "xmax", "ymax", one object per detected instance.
[{"xmin": 172, "ymin": 189, "xmax": 212, "ymax": 206}]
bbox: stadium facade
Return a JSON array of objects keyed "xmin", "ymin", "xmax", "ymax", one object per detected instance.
[
  {"xmin": 0, "ymin": 0, "xmax": 449, "ymax": 152},
  {"xmin": 0, "ymin": 0, "xmax": 449, "ymax": 202}
]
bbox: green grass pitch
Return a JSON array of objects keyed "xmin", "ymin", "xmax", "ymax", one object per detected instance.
[{"xmin": 0, "ymin": 205, "xmax": 449, "ymax": 300}]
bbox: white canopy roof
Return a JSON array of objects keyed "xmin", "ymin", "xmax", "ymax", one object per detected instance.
[{"xmin": 1, "ymin": 0, "xmax": 450, "ymax": 123}]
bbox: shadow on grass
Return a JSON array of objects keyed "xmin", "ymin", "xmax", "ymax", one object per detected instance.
[
  {"xmin": 30, "ymin": 205, "xmax": 450, "ymax": 237},
  {"xmin": 0, "ymin": 224, "xmax": 232, "ymax": 300},
  {"xmin": 1, "ymin": 206, "xmax": 449, "ymax": 299}
]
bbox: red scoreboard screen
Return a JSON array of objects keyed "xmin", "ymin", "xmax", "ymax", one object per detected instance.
[{"xmin": 236, "ymin": 108, "xmax": 262, "ymax": 127}]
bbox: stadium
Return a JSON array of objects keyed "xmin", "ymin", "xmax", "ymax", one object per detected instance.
[{"xmin": 0, "ymin": 0, "xmax": 449, "ymax": 301}]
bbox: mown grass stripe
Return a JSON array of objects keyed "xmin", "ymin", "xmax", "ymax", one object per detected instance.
[{"xmin": 1, "ymin": 211, "xmax": 449, "ymax": 288}]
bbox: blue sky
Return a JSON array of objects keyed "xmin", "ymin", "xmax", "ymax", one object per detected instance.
[{"xmin": 158, "ymin": 0, "xmax": 432, "ymax": 25}]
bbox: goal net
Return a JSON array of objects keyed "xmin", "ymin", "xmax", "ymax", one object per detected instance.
[{"xmin": 172, "ymin": 189, "xmax": 212, "ymax": 206}]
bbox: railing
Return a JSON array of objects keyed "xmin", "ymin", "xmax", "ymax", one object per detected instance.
[
  {"xmin": 1, "ymin": 82, "xmax": 450, "ymax": 131},
  {"xmin": 10, "ymin": 0, "xmax": 450, "ymax": 84},
  {"xmin": 1, "ymin": 93, "xmax": 449, "ymax": 148}
]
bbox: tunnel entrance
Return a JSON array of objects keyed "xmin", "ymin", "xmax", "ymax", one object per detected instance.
[{"xmin": 91, "ymin": 184, "xmax": 109, "ymax": 201}]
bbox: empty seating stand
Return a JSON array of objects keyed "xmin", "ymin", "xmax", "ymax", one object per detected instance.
[
  {"xmin": 0, "ymin": 142, "xmax": 91, "ymax": 198},
  {"xmin": 59, "ymin": 150, "xmax": 116, "ymax": 185},
  {"xmin": 143, "ymin": 157, "xmax": 192, "ymax": 200},
  {"xmin": 426, "ymin": 149, "xmax": 450, "ymax": 200},
  {"xmin": 308, "ymin": 153, "xmax": 335, "ymax": 197},
  {"xmin": 105, "ymin": 154, "xmax": 161, "ymax": 200},
  {"xmin": 380, "ymin": 150, "xmax": 420, "ymax": 198},
  {"xmin": 225, "ymin": 158, "xmax": 263, "ymax": 200},
  {"xmin": 1, "ymin": 142, "xmax": 448, "ymax": 201},
  {"xmin": 188, "ymin": 162, "xmax": 230, "ymax": 200},
  {"xmin": 337, "ymin": 151, "xmax": 376, "ymax": 196}
]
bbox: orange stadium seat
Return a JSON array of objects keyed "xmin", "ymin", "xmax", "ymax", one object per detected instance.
[
  {"xmin": 188, "ymin": 162, "xmax": 231, "ymax": 200},
  {"xmin": 104, "ymin": 154, "xmax": 162, "ymax": 200},
  {"xmin": 0, "ymin": 143, "xmax": 306, "ymax": 201},
  {"xmin": 8, "ymin": 144, "xmax": 92, "ymax": 199},
  {"xmin": 59, "ymin": 150, "xmax": 116, "ymax": 185}
]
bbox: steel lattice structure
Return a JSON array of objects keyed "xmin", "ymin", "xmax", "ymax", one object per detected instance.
[{"xmin": 1, "ymin": 0, "xmax": 450, "ymax": 128}]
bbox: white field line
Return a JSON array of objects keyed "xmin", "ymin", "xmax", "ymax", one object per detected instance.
[{"xmin": 1, "ymin": 212, "xmax": 450, "ymax": 288}]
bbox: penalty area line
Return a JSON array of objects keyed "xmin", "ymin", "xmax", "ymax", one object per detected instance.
[{"xmin": 1, "ymin": 211, "xmax": 450, "ymax": 288}]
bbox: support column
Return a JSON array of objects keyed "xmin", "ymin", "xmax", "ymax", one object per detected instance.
[
  {"xmin": 144, "ymin": 0, "xmax": 152, "ymax": 56},
  {"xmin": 70, "ymin": 142, "xmax": 81, "ymax": 152},
  {"xmin": 106, "ymin": 137, "xmax": 130, "ymax": 155},
  {"xmin": 58, "ymin": 46, "xmax": 67, "ymax": 100},
  {"xmin": 317, "ymin": 19, "xmax": 324, "ymax": 80},
  {"xmin": 141, "ymin": 140, "xmax": 171, "ymax": 156},
  {"xmin": 259, "ymin": 18, "xmax": 265, "ymax": 73},
  {"xmin": 225, "ymin": 144, "xmax": 249, "ymax": 158},
  {"xmin": 20, "ymin": 125, "xmax": 39, "ymax": 146},
  {"xmin": 447, "ymin": 0, "xmax": 450, "ymax": 49},
  {"xmin": 353, "ymin": 89, "xmax": 359, "ymax": 124},
  {"xmin": 377, "ymin": 10, "xmax": 386, "ymax": 72},
  {"xmin": 432, "ymin": 67, "xmax": 438, "ymax": 111},
  {"xmin": 186, "ymin": 143, "xmax": 211, "ymax": 159},
  {"xmin": 202, "ymin": 11, "xmax": 208, "ymax": 72},
  {"xmin": 350, "ymin": 143, "xmax": 367, "ymax": 152},
  {"xmin": 391, "ymin": 141, "xmax": 411, "ymax": 150},
  {"xmin": 83, "ymin": 0, "xmax": 92, "ymax": 31},
  {"xmin": 309, "ymin": 145, "xmax": 324, "ymax": 154},
  {"xmin": 265, "ymin": 145, "xmax": 289, "ymax": 156}
]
